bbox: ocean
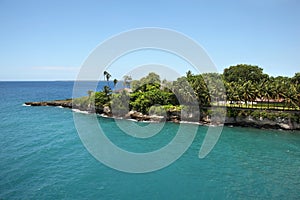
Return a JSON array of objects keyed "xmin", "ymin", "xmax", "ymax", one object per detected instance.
[{"xmin": 0, "ymin": 81, "xmax": 299, "ymax": 199}]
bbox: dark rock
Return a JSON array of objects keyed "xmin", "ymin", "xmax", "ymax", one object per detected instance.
[{"xmin": 24, "ymin": 100, "xmax": 300, "ymax": 130}]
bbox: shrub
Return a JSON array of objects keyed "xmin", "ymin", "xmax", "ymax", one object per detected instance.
[{"xmin": 149, "ymin": 105, "xmax": 166, "ymax": 116}]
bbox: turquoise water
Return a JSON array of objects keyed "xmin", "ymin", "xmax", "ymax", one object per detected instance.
[{"xmin": 0, "ymin": 82, "xmax": 299, "ymax": 199}]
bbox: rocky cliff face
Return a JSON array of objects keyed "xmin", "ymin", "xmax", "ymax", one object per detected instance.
[{"xmin": 224, "ymin": 116, "xmax": 300, "ymax": 130}]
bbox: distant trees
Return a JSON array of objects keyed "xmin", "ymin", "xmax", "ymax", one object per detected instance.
[
  {"xmin": 223, "ymin": 64, "xmax": 268, "ymax": 84},
  {"xmin": 223, "ymin": 65, "xmax": 299, "ymax": 110},
  {"xmin": 76, "ymin": 66, "xmax": 300, "ymax": 115},
  {"xmin": 87, "ymin": 90, "xmax": 93, "ymax": 98},
  {"xmin": 130, "ymin": 72, "xmax": 161, "ymax": 91},
  {"xmin": 130, "ymin": 84, "xmax": 174, "ymax": 113},
  {"xmin": 129, "ymin": 73, "xmax": 177, "ymax": 113},
  {"xmin": 113, "ymin": 79, "xmax": 118, "ymax": 88},
  {"xmin": 291, "ymin": 72, "xmax": 300, "ymax": 85},
  {"xmin": 123, "ymin": 75, "xmax": 132, "ymax": 88},
  {"xmin": 110, "ymin": 90, "xmax": 130, "ymax": 116},
  {"xmin": 104, "ymin": 71, "xmax": 111, "ymax": 86}
]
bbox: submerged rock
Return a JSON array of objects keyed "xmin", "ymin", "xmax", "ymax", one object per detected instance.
[{"xmin": 25, "ymin": 100, "xmax": 72, "ymax": 108}]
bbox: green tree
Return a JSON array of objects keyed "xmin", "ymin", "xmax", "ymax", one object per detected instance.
[
  {"xmin": 105, "ymin": 72, "xmax": 111, "ymax": 86},
  {"xmin": 111, "ymin": 91, "xmax": 130, "ymax": 116},
  {"xmin": 113, "ymin": 78, "xmax": 118, "ymax": 88},
  {"xmin": 185, "ymin": 73, "xmax": 210, "ymax": 106},
  {"xmin": 87, "ymin": 90, "xmax": 93, "ymax": 98},
  {"xmin": 171, "ymin": 76, "xmax": 199, "ymax": 106},
  {"xmin": 130, "ymin": 82, "xmax": 175, "ymax": 114},
  {"xmin": 223, "ymin": 64, "xmax": 268, "ymax": 84},
  {"xmin": 139, "ymin": 72, "xmax": 161, "ymax": 87},
  {"xmin": 283, "ymin": 85, "xmax": 298, "ymax": 109},
  {"xmin": 291, "ymin": 72, "xmax": 300, "ymax": 85},
  {"xmin": 240, "ymin": 81, "xmax": 256, "ymax": 108},
  {"xmin": 123, "ymin": 75, "xmax": 132, "ymax": 88},
  {"xmin": 202, "ymin": 73, "xmax": 226, "ymax": 106},
  {"xmin": 261, "ymin": 83, "xmax": 275, "ymax": 109},
  {"xmin": 103, "ymin": 85, "xmax": 112, "ymax": 99},
  {"xmin": 103, "ymin": 71, "xmax": 108, "ymax": 82}
]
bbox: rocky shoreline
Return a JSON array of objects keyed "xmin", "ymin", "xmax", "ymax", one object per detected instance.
[{"xmin": 24, "ymin": 100, "xmax": 300, "ymax": 131}]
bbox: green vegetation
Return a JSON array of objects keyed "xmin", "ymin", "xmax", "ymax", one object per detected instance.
[
  {"xmin": 222, "ymin": 65, "xmax": 300, "ymax": 110},
  {"xmin": 74, "ymin": 65, "xmax": 300, "ymax": 120}
]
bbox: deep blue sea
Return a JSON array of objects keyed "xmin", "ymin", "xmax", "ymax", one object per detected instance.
[{"xmin": 0, "ymin": 81, "xmax": 299, "ymax": 199}]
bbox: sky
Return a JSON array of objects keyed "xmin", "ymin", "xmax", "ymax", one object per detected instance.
[{"xmin": 0, "ymin": 0, "xmax": 299, "ymax": 81}]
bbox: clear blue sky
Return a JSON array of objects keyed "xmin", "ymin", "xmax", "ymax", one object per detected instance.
[{"xmin": 0, "ymin": 0, "xmax": 299, "ymax": 80}]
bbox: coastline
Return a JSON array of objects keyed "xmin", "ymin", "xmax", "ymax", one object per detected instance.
[{"xmin": 24, "ymin": 100, "xmax": 300, "ymax": 131}]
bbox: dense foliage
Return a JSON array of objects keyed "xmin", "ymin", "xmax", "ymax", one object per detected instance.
[{"xmin": 75, "ymin": 65, "xmax": 300, "ymax": 117}]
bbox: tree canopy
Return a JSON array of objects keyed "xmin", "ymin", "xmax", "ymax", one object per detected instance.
[
  {"xmin": 223, "ymin": 64, "xmax": 268, "ymax": 84},
  {"xmin": 75, "ymin": 66, "xmax": 300, "ymax": 116}
]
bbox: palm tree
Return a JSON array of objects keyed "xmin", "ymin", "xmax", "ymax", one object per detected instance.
[
  {"xmin": 200, "ymin": 90, "xmax": 211, "ymax": 107},
  {"xmin": 283, "ymin": 85, "xmax": 298, "ymax": 110},
  {"xmin": 261, "ymin": 84, "xmax": 274, "ymax": 109},
  {"xmin": 296, "ymin": 84, "xmax": 300, "ymax": 110},
  {"xmin": 113, "ymin": 79, "xmax": 118, "ymax": 89},
  {"xmin": 87, "ymin": 90, "xmax": 93, "ymax": 98},
  {"xmin": 103, "ymin": 85, "xmax": 111, "ymax": 100},
  {"xmin": 225, "ymin": 82, "xmax": 240, "ymax": 107},
  {"xmin": 103, "ymin": 71, "xmax": 108, "ymax": 82},
  {"xmin": 123, "ymin": 75, "xmax": 132, "ymax": 88},
  {"xmin": 273, "ymin": 81, "xmax": 284, "ymax": 109},
  {"xmin": 103, "ymin": 71, "xmax": 111, "ymax": 86},
  {"xmin": 237, "ymin": 81, "xmax": 246, "ymax": 107},
  {"xmin": 241, "ymin": 81, "xmax": 256, "ymax": 108},
  {"xmin": 249, "ymin": 82, "xmax": 258, "ymax": 108},
  {"xmin": 106, "ymin": 73, "xmax": 111, "ymax": 84}
]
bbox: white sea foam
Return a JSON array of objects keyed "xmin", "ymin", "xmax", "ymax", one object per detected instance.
[
  {"xmin": 127, "ymin": 118, "xmax": 137, "ymax": 122},
  {"xmin": 72, "ymin": 109, "xmax": 90, "ymax": 114},
  {"xmin": 22, "ymin": 103, "xmax": 31, "ymax": 107},
  {"xmin": 57, "ymin": 106, "xmax": 64, "ymax": 108},
  {"xmin": 99, "ymin": 114, "xmax": 109, "ymax": 118},
  {"xmin": 142, "ymin": 120, "xmax": 162, "ymax": 124},
  {"xmin": 180, "ymin": 121, "xmax": 201, "ymax": 125}
]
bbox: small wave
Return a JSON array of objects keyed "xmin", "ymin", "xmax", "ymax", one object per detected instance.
[
  {"xmin": 142, "ymin": 120, "xmax": 163, "ymax": 124},
  {"xmin": 139, "ymin": 120, "xmax": 152, "ymax": 123},
  {"xmin": 127, "ymin": 118, "xmax": 137, "ymax": 122},
  {"xmin": 205, "ymin": 123, "xmax": 224, "ymax": 127},
  {"xmin": 98, "ymin": 114, "xmax": 109, "ymax": 118},
  {"xmin": 57, "ymin": 106, "xmax": 64, "ymax": 108},
  {"xmin": 22, "ymin": 103, "xmax": 31, "ymax": 107},
  {"xmin": 113, "ymin": 116, "xmax": 124, "ymax": 120},
  {"xmin": 72, "ymin": 109, "xmax": 90, "ymax": 114},
  {"xmin": 180, "ymin": 121, "xmax": 201, "ymax": 125}
]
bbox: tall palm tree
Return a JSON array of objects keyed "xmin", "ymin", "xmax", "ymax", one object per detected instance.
[
  {"xmin": 113, "ymin": 79, "xmax": 118, "ymax": 89},
  {"xmin": 105, "ymin": 72, "xmax": 111, "ymax": 86},
  {"xmin": 257, "ymin": 81, "xmax": 266, "ymax": 109},
  {"xmin": 261, "ymin": 84, "xmax": 274, "ymax": 109},
  {"xmin": 273, "ymin": 80, "xmax": 284, "ymax": 109},
  {"xmin": 103, "ymin": 85, "xmax": 112, "ymax": 101},
  {"xmin": 283, "ymin": 85, "xmax": 298, "ymax": 110},
  {"xmin": 225, "ymin": 82, "xmax": 240, "ymax": 107},
  {"xmin": 235, "ymin": 84, "xmax": 243, "ymax": 108},
  {"xmin": 106, "ymin": 73, "xmax": 111, "ymax": 82},
  {"xmin": 87, "ymin": 90, "xmax": 93, "ymax": 98},
  {"xmin": 240, "ymin": 81, "xmax": 256, "ymax": 108},
  {"xmin": 103, "ymin": 71, "xmax": 108, "ymax": 82},
  {"xmin": 224, "ymin": 82, "xmax": 232, "ymax": 106},
  {"xmin": 123, "ymin": 75, "xmax": 132, "ymax": 88},
  {"xmin": 296, "ymin": 84, "xmax": 300, "ymax": 110},
  {"xmin": 249, "ymin": 82, "xmax": 259, "ymax": 108}
]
